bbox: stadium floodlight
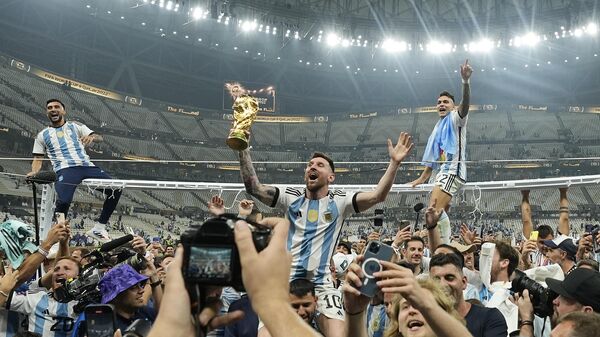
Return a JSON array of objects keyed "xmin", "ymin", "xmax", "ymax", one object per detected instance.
[
  {"xmin": 191, "ymin": 7, "xmax": 205, "ymax": 19},
  {"xmin": 574, "ymin": 28, "xmax": 583, "ymax": 37},
  {"xmin": 381, "ymin": 38, "xmax": 407, "ymax": 53},
  {"xmin": 241, "ymin": 20, "xmax": 258, "ymax": 32},
  {"xmin": 586, "ymin": 23, "xmax": 598, "ymax": 35},
  {"xmin": 326, "ymin": 33, "xmax": 341, "ymax": 47},
  {"xmin": 165, "ymin": 0, "xmax": 173, "ymax": 10},
  {"xmin": 468, "ymin": 38, "xmax": 494, "ymax": 53},
  {"xmin": 514, "ymin": 32, "xmax": 540, "ymax": 47},
  {"xmin": 341, "ymin": 39, "xmax": 350, "ymax": 47},
  {"xmin": 426, "ymin": 40, "xmax": 452, "ymax": 54}
]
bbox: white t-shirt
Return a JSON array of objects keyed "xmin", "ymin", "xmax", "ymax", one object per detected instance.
[
  {"xmin": 32, "ymin": 122, "xmax": 95, "ymax": 172},
  {"xmin": 429, "ymin": 110, "xmax": 468, "ymax": 180},
  {"xmin": 274, "ymin": 187, "xmax": 359, "ymax": 285},
  {"xmin": 8, "ymin": 291, "xmax": 76, "ymax": 337}
]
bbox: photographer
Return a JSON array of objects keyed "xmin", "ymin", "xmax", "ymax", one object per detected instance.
[
  {"xmin": 2, "ymin": 257, "xmax": 80, "ymax": 337},
  {"xmin": 342, "ymin": 256, "xmax": 473, "ymax": 337},
  {"xmin": 147, "ymin": 217, "xmax": 322, "ymax": 337},
  {"xmin": 514, "ymin": 268, "xmax": 600, "ymax": 337}
]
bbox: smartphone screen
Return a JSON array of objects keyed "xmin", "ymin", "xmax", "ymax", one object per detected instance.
[
  {"xmin": 529, "ymin": 231, "xmax": 539, "ymax": 241},
  {"xmin": 85, "ymin": 305, "xmax": 115, "ymax": 337}
]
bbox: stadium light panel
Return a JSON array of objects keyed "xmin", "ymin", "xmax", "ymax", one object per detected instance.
[
  {"xmin": 514, "ymin": 32, "xmax": 540, "ymax": 47},
  {"xmin": 326, "ymin": 33, "xmax": 340, "ymax": 47},
  {"xmin": 381, "ymin": 38, "xmax": 407, "ymax": 53},
  {"xmin": 241, "ymin": 20, "xmax": 258, "ymax": 32},
  {"xmin": 468, "ymin": 38, "xmax": 494, "ymax": 53},
  {"xmin": 192, "ymin": 7, "xmax": 204, "ymax": 20},
  {"xmin": 426, "ymin": 40, "xmax": 452, "ymax": 54},
  {"xmin": 586, "ymin": 23, "xmax": 598, "ymax": 35},
  {"xmin": 166, "ymin": 1, "xmax": 173, "ymax": 10},
  {"xmin": 574, "ymin": 28, "xmax": 583, "ymax": 37}
]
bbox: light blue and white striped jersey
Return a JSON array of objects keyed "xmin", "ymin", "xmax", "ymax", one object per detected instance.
[
  {"xmin": 8, "ymin": 291, "xmax": 76, "ymax": 337},
  {"xmin": 431, "ymin": 110, "xmax": 468, "ymax": 181},
  {"xmin": 32, "ymin": 122, "xmax": 95, "ymax": 172},
  {"xmin": 207, "ymin": 287, "xmax": 242, "ymax": 337},
  {"xmin": 275, "ymin": 187, "xmax": 358, "ymax": 285}
]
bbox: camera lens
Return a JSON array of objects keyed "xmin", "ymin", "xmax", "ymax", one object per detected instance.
[
  {"xmin": 362, "ymin": 258, "xmax": 382, "ymax": 278},
  {"xmin": 369, "ymin": 242, "xmax": 380, "ymax": 254}
]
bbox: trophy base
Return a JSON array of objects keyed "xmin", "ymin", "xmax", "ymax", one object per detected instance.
[{"xmin": 226, "ymin": 131, "xmax": 249, "ymax": 151}]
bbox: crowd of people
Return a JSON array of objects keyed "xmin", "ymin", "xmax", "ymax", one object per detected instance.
[{"xmin": 2, "ymin": 61, "xmax": 600, "ymax": 337}]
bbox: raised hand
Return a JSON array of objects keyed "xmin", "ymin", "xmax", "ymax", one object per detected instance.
[
  {"xmin": 0, "ymin": 267, "xmax": 19, "ymax": 294},
  {"xmin": 460, "ymin": 59, "xmax": 473, "ymax": 81},
  {"xmin": 238, "ymin": 199, "xmax": 254, "ymax": 216},
  {"xmin": 80, "ymin": 135, "xmax": 95, "ymax": 146},
  {"xmin": 208, "ymin": 195, "xmax": 225, "ymax": 216},
  {"xmin": 388, "ymin": 132, "xmax": 414, "ymax": 165},
  {"xmin": 460, "ymin": 223, "xmax": 476, "ymax": 245},
  {"xmin": 341, "ymin": 256, "xmax": 371, "ymax": 314},
  {"xmin": 393, "ymin": 225, "xmax": 412, "ymax": 247}
]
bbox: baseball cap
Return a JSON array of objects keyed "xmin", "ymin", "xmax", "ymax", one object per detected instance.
[
  {"xmin": 542, "ymin": 235, "xmax": 577, "ymax": 260},
  {"xmin": 337, "ymin": 241, "xmax": 352, "ymax": 253},
  {"xmin": 99, "ymin": 264, "xmax": 149, "ymax": 304},
  {"xmin": 448, "ymin": 241, "xmax": 476, "ymax": 254},
  {"xmin": 546, "ymin": 268, "xmax": 600, "ymax": 312}
]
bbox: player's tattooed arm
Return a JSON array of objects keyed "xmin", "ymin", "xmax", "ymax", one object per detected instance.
[
  {"xmin": 239, "ymin": 149, "xmax": 277, "ymax": 206},
  {"xmin": 458, "ymin": 59, "xmax": 472, "ymax": 118}
]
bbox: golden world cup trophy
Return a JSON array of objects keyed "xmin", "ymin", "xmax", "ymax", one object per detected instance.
[{"xmin": 225, "ymin": 83, "xmax": 259, "ymax": 150}]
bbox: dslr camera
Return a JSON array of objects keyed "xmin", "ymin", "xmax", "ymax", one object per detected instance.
[
  {"xmin": 180, "ymin": 214, "xmax": 271, "ymax": 291},
  {"xmin": 511, "ymin": 270, "xmax": 557, "ymax": 318}
]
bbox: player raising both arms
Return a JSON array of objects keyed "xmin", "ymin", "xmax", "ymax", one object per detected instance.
[{"xmin": 238, "ymin": 132, "xmax": 414, "ymax": 337}]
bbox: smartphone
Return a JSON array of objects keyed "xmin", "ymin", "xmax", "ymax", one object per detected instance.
[
  {"xmin": 399, "ymin": 220, "xmax": 411, "ymax": 231},
  {"xmin": 55, "ymin": 212, "xmax": 65, "ymax": 224},
  {"xmin": 529, "ymin": 231, "xmax": 539, "ymax": 241},
  {"xmin": 85, "ymin": 304, "xmax": 116, "ymax": 337},
  {"xmin": 373, "ymin": 209, "xmax": 384, "ymax": 227},
  {"xmin": 359, "ymin": 241, "xmax": 395, "ymax": 298}
]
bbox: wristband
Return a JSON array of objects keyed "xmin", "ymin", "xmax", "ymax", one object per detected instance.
[
  {"xmin": 426, "ymin": 223, "xmax": 438, "ymax": 231},
  {"xmin": 462, "ymin": 79, "xmax": 470, "ymax": 84},
  {"xmin": 150, "ymin": 281, "xmax": 162, "ymax": 288},
  {"xmin": 37, "ymin": 247, "xmax": 49, "ymax": 258},
  {"xmin": 344, "ymin": 308, "xmax": 365, "ymax": 316},
  {"xmin": 518, "ymin": 320, "xmax": 534, "ymax": 328},
  {"xmin": 0, "ymin": 291, "xmax": 8, "ymax": 298}
]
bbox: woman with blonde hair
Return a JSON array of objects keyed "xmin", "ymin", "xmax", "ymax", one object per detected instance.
[{"xmin": 343, "ymin": 257, "xmax": 473, "ymax": 337}]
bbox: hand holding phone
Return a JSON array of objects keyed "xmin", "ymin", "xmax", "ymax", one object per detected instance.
[{"xmin": 359, "ymin": 241, "xmax": 395, "ymax": 297}]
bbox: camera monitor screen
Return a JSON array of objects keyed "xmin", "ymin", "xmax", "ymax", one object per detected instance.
[{"xmin": 188, "ymin": 246, "xmax": 232, "ymax": 280}]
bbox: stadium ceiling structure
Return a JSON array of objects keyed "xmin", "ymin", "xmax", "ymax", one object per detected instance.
[{"xmin": 0, "ymin": 0, "xmax": 599, "ymax": 111}]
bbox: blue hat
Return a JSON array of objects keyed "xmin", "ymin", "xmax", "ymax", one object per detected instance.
[{"xmin": 99, "ymin": 264, "xmax": 148, "ymax": 304}]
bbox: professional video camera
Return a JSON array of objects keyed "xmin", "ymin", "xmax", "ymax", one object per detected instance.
[
  {"xmin": 511, "ymin": 270, "xmax": 558, "ymax": 318},
  {"xmin": 180, "ymin": 214, "xmax": 271, "ymax": 291},
  {"xmin": 54, "ymin": 234, "xmax": 142, "ymax": 313}
]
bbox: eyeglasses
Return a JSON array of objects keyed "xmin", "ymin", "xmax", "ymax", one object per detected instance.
[{"xmin": 128, "ymin": 280, "xmax": 148, "ymax": 291}]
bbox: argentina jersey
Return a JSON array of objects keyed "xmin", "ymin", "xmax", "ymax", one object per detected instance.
[
  {"xmin": 7, "ymin": 291, "xmax": 76, "ymax": 337},
  {"xmin": 275, "ymin": 186, "xmax": 359, "ymax": 285},
  {"xmin": 32, "ymin": 121, "xmax": 94, "ymax": 172},
  {"xmin": 438, "ymin": 110, "xmax": 468, "ymax": 181}
]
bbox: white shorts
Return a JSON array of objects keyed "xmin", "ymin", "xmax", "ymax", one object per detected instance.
[
  {"xmin": 315, "ymin": 285, "xmax": 344, "ymax": 320},
  {"xmin": 433, "ymin": 172, "xmax": 465, "ymax": 197}
]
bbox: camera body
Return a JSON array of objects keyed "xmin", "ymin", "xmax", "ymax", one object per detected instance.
[
  {"xmin": 359, "ymin": 241, "xmax": 395, "ymax": 297},
  {"xmin": 181, "ymin": 214, "xmax": 271, "ymax": 291},
  {"xmin": 511, "ymin": 270, "xmax": 557, "ymax": 318}
]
